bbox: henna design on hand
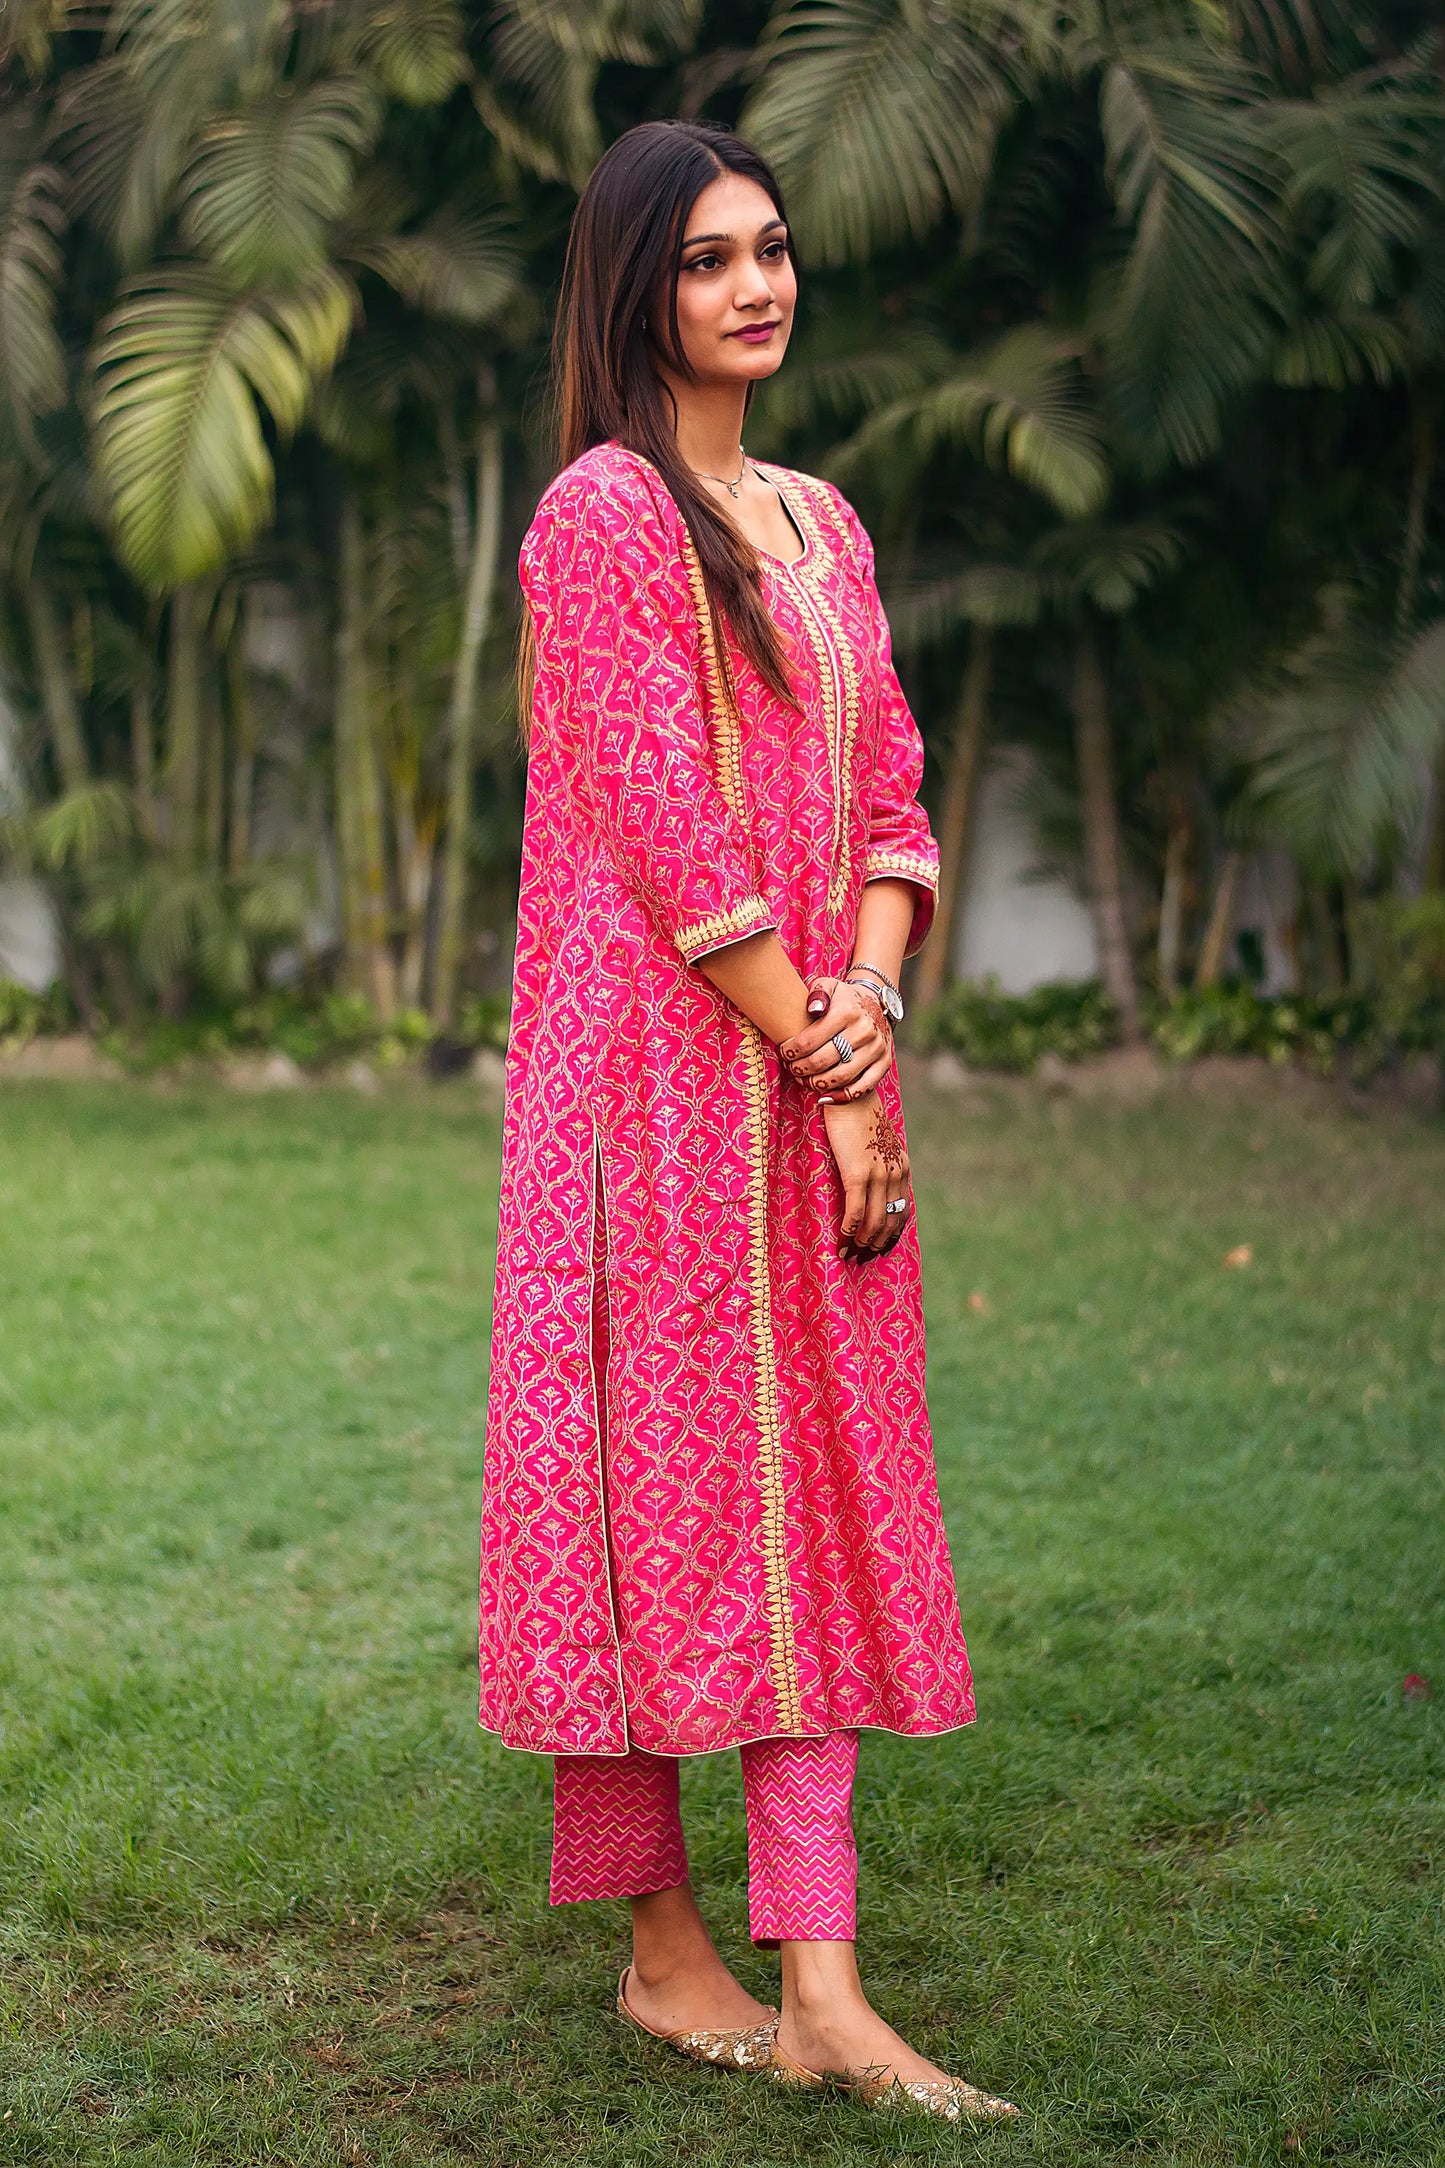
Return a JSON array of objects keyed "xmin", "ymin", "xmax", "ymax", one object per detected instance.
[
  {"xmin": 850, "ymin": 984, "xmax": 891, "ymax": 1043},
  {"xmin": 869, "ymin": 1104, "xmax": 907, "ymax": 1177}
]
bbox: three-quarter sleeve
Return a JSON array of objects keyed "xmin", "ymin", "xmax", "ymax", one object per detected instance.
[
  {"xmin": 520, "ymin": 466, "xmax": 776, "ymax": 966},
  {"xmin": 827, "ymin": 488, "xmax": 940, "ymax": 956}
]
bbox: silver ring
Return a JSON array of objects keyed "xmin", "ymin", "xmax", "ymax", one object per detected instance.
[
  {"xmin": 831, "ymin": 1031, "xmax": 855, "ymax": 1065},
  {"xmin": 885, "ymin": 1198, "xmax": 908, "ymax": 1216}
]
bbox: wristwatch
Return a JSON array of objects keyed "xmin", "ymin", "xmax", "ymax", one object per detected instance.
[{"xmin": 847, "ymin": 963, "xmax": 904, "ymax": 1026}]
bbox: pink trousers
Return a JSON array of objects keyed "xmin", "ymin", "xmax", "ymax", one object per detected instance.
[{"xmin": 551, "ymin": 1730, "xmax": 859, "ymax": 1945}]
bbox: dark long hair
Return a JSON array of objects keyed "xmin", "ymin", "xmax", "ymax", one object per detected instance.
[{"xmin": 549, "ymin": 119, "xmax": 799, "ymax": 708}]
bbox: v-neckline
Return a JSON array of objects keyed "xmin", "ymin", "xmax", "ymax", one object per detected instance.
[{"xmin": 747, "ymin": 461, "xmax": 811, "ymax": 572}]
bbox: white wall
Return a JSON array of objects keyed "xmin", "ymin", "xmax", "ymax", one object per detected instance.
[
  {"xmin": 0, "ymin": 683, "xmax": 59, "ymax": 990},
  {"xmin": 954, "ymin": 749, "xmax": 1099, "ymax": 990},
  {"xmin": 1232, "ymin": 848, "xmax": 1299, "ymax": 993}
]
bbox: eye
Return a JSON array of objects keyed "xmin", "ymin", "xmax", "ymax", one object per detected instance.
[
  {"xmin": 684, "ymin": 252, "xmax": 724, "ymax": 274},
  {"xmin": 761, "ymin": 239, "xmax": 788, "ymax": 261}
]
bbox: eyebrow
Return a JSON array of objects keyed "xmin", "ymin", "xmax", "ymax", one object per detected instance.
[{"xmin": 682, "ymin": 218, "xmax": 787, "ymax": 249}]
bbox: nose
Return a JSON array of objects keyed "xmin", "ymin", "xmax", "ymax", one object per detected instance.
[{"xmin": 734, "ymin": 262, "xmax": 775, "ymax": 312}]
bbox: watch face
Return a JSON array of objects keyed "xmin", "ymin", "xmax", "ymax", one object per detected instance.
[{"xmin": 881, "ymin": 985, "xmax": 904, "ymax": 1023}]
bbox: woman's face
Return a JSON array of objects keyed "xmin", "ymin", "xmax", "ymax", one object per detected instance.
[{"xmin": 660, "ymin": 170, "xmax": 796, "ymax": 387}]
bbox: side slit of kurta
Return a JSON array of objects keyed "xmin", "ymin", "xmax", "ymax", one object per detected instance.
[{"xmin": 587, "ymin": 1125, "xmax": 630, "ymax": 1751}]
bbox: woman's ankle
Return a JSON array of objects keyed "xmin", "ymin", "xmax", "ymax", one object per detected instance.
[
  {"xmin": 780, "ymin": 1938, "xmax": 868, "ymax": 2019},
  {"xmin": 629, "ymin": 1883, "xmax": 727, "ymax": 1986}
]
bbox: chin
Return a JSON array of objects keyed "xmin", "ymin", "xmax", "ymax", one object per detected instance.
[{"xmin": 724, "ymin": 344, "xmax": 788, "ymax": 384}]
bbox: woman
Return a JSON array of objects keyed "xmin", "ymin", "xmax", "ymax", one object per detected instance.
[{"xmin": 478, "ymin": 118, "xmax": 1016, "ymax": 2123}]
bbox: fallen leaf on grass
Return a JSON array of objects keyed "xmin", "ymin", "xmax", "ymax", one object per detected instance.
[
  {"xmin": 968, "ymin": 1291, "xmax": 989, "ymax": 1313},
  {"xmin": 1403, "ymin": 1673, "xmax": 1433, "ymax": 1701},
  {"xmin": 1223, "ymin": 1245, "xmax": 1253, "ymax": 1269}
]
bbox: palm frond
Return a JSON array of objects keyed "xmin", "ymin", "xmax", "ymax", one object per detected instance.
[
  {"xmin": 1099, "ymin": 45, "xmax": 1286, "ymax": 465},
  {"xmin": 20, "ymin": 780, "xmax": 136, "ymax": 870},
  {"xmin": 0, "ymin": 112, "xmax": 67, "ymax": 462},
  {"xmin": 233, "ymin": 860, "xmax": 310, "ymax": 941},
  {"xmin": 106, "ymin": 0, "xmax": 289, "ymax": 101},
  {"xmin": 0, "ymin": 0, "xmax": 74, "ymax": 74},
  {"xmin": 477, "ymin": 0, "xmax": 702, "ymax": 187},
  {"xmin": 1404, "ymin": 225, "xmax": 1445, "ymax": 362},
  {"xmin": 1269, "ymin": 75, "xmax": 1445, "ymax": 312},
  {"xmin": 82, "ymin": 853, "xmax": 310, "ymax": 997},
  {"xmin": 1272, "ymin": 308, "xmax": 1407, "ymax": 387},
  {"xmin": 829, "ymin": 325, "xmax": 1111, "ymax": 520},
  {"xmin": 1032, "ymin": 514, "xmax": 1186, "ymax": 612},
  {"xmin": 742, "ymin": 0, "xmax": 1023, "ymax": 264},
  {"xmin": 356, "ymin": 0, "xmax": 471, "ymax": 105},
  {"xmin": 90, "ymin": 263, "xmax": 356, "ymax": 590},
  {"xmin": 178, "ymin": 78, "xmax": 382, "ymax": 285},
  {"xmin": 749, "ymin": 323, "xmax": 951, "ymax": 439},
  {"xmin": 352, "ymin": 202, "xmax": 525, "ymax": 327},
  {"xmin": 885, "ymin": 562, "xmax": 1045, "ymax": 647},
  {"xmin": 50, "ymin": 55, "xmax": 201, "ymax": 270},
  {"xmin": 1239, "ymin": 612, "xmax": 1445, "ymax": 874}
]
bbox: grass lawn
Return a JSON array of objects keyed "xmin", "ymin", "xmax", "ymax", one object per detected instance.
[{"xmin": 0, "ymin": 1074, "xmax": 1441, "ymax": 2167}]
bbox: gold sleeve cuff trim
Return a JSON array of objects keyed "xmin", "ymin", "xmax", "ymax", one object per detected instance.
[
  {"xmin": 864, "ymin": 850, "xmax": 938, "ymax": 894},
  {"xmin": 676, "ymin": 895, "xmax": 773, "ymax": 960}
]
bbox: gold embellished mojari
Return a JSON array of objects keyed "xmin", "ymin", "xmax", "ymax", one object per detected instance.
[
  {"xmin": 767, "ymin": 2033, "xmax": 1021, "ymax": 2121},
  {"xmin": 616, "ymin": 1969, "xmax": 781, "ymax": 2073}
]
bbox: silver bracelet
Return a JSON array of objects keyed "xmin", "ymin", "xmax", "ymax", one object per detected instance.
[{"xmin": 846, "ymin": 964, "xmax": 903, "ymax": 1025}]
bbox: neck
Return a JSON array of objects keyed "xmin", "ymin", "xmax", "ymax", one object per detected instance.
[{"xmin": 660, "ymin": 375, "xmax": 749, "ymax": 481}]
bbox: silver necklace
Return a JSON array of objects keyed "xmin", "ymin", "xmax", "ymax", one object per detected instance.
[{"xmin": 693, "ymin": 450, "xmax": 749, "ymax": 500}]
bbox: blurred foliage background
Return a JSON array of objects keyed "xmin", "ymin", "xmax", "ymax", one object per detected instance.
[{"xmin": 0, "ymin": 0, "xmax": 1442, "ymax": 1069}]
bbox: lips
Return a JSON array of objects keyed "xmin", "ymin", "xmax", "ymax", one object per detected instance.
[{"xmin": 731, "ymin": 322, "xmax": 781, "ymax": 342}]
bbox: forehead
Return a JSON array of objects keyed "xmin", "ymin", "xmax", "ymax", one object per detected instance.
[{"xmin": 682, "ymin": 170, "xmax": 782, "ymax": 243}]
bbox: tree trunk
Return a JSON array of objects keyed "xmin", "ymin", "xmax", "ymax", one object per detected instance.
[
  {"xmin": 202, "ymin": 652, "xmax": 225, "ymax": 868},
  {"xmin": 397, "ymin": 809, "xmax": 437, "ymax": 1011},
  {"xmin": 332, "ymin": 501, "xmax": 365, "ymax": 985},
  {"xmin": 24, "ymin": 578, "xmax": 88, "ymax": 794},
  {"xmin": 334, "ymin": 489, "xmax": 396, "ymax": 1014},
  {"xmin": 1396, "ymin": 383, "xmax": 1438, "ymax": 639},
  {"xmin": 432, "ymin": 382, "xmax": 503, "ymax": 1027},
  {"xmin": 1157, "ymin": 806, "xmax": 1190, "ymax": 999},
  {"xmin": 913, "ymin": 625, "xmax": 991, "ymax": 1011},
  {"xmin": 1305, "ymin": 882, "xmax": 1344, "ymax": 994},
  {"xmin": 226, "ymin": 622, "xmax": 256, "ymax": 874},
  {"xmin": 1071, "ymin": 618, "xmax": 1142, "ymax": 1039},
  {"xmin": 130, "ymin": 634, "xmax": 159, "ymax": 845},
  {"xmin": 438, "ymin": 392, "xmax": 472, "ymax": 587},
  {"xmin": 388, "ymin": 656, "xmax": 434, "ymax": 1011},
  {"xmin": 1195, "ymin": 847, "xmax": 1241, "ymax": 987},
  {"xmin": 1427, "ymin": 763, "xmax": 1445, "ymax": 891},
  {"xmin": 166, "ymin": 583, "xmax": 206, "ymax": 859}
]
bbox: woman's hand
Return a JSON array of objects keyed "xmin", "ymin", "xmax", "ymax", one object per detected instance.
[
  {"xmin": 821, "ymin": 1089, "xmax": 912, "ymax": 1260},
  {"xmin": 779, "ymin": 975, "xmax": 892, "ymax": 1102}
]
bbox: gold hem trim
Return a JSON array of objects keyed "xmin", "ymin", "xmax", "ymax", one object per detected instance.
[
  {"xmin": 680, "ymin": 527, "xmax": 804, "ymax": 1734},
  {"xmin": 676, "ymin": 895, "xmax": 772, "ymax": 959},
  {"xmin": 864, "ymin": 850, "xmax": 939, "ymax": 892}
]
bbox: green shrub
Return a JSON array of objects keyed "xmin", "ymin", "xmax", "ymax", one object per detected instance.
[
  {"xmin": 1148, "ymin": 982, "xmax": 1406, "ymax": 1075},
  {"xmin": 96, "ymin": 988, "xmax": 514, "ymax": 1074},
  {"xmin": 913, "ymin": 976, "xmax": 1118, "ymax": 1069},
  {"xmin": 1375, "ymin": 894, "xmax": 1445, "ymax": 1054},
  {"xmin": 454, "ymin": 992, "xmax": 511, "ymax": 1053},
  {"xmin": 0, "ymin": 980, "xmax": 74, "ymax": 1046},
  {"xmin": 913, "ymin": 969, "xmax": 1443, "ymax": 1078}
]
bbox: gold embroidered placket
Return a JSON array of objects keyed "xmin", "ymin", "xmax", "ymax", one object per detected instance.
[{"xmin": 754, "ymin": 471, "xmax": 864, "ymax": 918}]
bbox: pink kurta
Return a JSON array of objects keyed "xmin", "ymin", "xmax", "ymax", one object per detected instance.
[{"xmin": 478, "ymin": 441, "xmax": 974, "ymax": 1758}]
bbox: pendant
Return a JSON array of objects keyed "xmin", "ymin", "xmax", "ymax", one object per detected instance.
[{"xmin": 726, "ymin": 479, "xmax": 741, "ymax": 499}]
